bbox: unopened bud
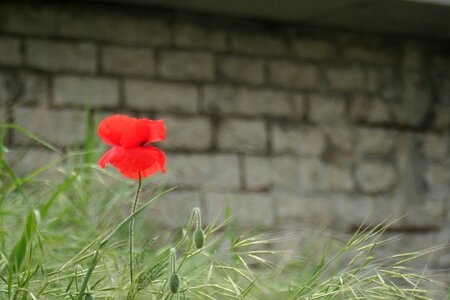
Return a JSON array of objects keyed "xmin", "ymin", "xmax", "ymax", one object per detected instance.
[
  {"xmin": 194, "ymin": 228, "xmax": 204, "ymax": 249},
  {"xmin": 169, "ymin": 273, "xmax": 180, "ymax": 294},
  {"xmin": 168, "ymin": 248, "xmax": 180, "ymax": 294},
  {"xmin": 85, "ymin": 293, "xmax": 94, "ymax": 300},
  {"xmin": 192, "ymin": 208, "xmax": 205, "ymax": 249}
]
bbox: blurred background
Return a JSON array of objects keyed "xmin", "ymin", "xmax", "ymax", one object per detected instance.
[{"xmin": 0, "ymin": 0, "xmax": 449, "ymax": 283}]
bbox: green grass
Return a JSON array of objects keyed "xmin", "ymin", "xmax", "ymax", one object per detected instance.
[{"xmin": 0, "ymin": 122, "xmax": 447, "ymax": 299}]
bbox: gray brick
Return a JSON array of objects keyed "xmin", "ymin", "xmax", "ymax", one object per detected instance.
[
  {"xmin": 60, "ymin": 9, "xmax": 169, "ymax": 46},
  {"xmin": 380, "ymin": 67, "xmax": 401, "ymax": 100},
  {"xmin": 217, "ymin": 119, "xmax": 267, "ymax": 154},
  {"xmin": 26, "ymin": 40, "xmax": 96, "ymax": 73},
  {"xmin": 14, "ymin": 107, "xmax": 86, "ymax": 146},
  {"xmin": 20, "ymin": 73, "xmax": 49, "ymax": 103},
  {"xmin": 101, "ymin": 46, "xmax": 154, "ymax": 76},
  {"xmin": 325, "ymin": 67, "xmax": 365, "ymax": 91},
  {"xmin": 243, "ymin": 156, "xmax": 272, "ymax": 190},
  {"xmin": 0, "ymin": 3, "xmax": 57, "ymax": 35},
  {"xmin": 309, "ymin": 95, "xmax": 346, "ymax": 123},
  {"xmin": 366, "ymin": 69, "xmax": 382, "ymax": 92},
  {"xmin": 231, "ymin": 32, "xmax": 286, "ymax": 56},
  {"xmin": 324, "ymin": 124, "xmax": 355, "ymax": 153},
  {"xmin": 173, "ymin": 21, "xmax": 226, "ymax": 50},
  {"xmin": 432, "ymin": 53, "xmax": 450, "ymax": 71},
  {"xmin": 434, "ymin": 73, "xmax": 450, "ymax": 104},
  {"xmin": 291, "ymin": 39, "xmax": 335, "ymax": 60},
  {"xmin": 271, "ymin": 157, "xmax": 303, "ymax": 191},
  {"xmin": 204, "ymin": 192, "xmax": 274, "ymax": 227},
  {"xmin": 0, "ymin": 72, "xmax": 49, "ymax": 105},
  {"xmin": 394, "ymin": 72, "xmax": 431, "ymax": 126},
  {"xmin": 433, "ymin": 75, "xmax": 450, "ymax": 129},
  {"xmin": 274, "ymin": 191, "xmax": 332, "ymax": 227},
  {"xmin": 125, "ymin": 80, "xmax": 198, "ymax": 113},
  {"xmin": 53, "ymin": 76, "xmax": 119, "ymax": 108},
  {"xmin": 349, "ymin": 96, "xmax": 393, "ymax": 123},
  {"xmin": 434, "ymin": 104, "xmax": 450, "ymax": 130},
  {"xmin": 146, "ymin": 190, "xmax": 202, "ymax": 228},
  {"xmin": 0, "ymin": 101, "xmax": 6, "ymax": 122},
  {"xmin": 244, "ymin": 156, "xmax": 299, "ymax": 191},
  {"xmin": 343, "ymin": 46, "xmax": 396, "ymax": 64},
  {"xmin": 356, "ymin": 162, "xmax": 396, "ymax": 194},
  {"xmin": 291, "ymin": 93, "xmax": 306, "ymax": 118},
  {"xmin": 329, "ymin": 195, "xmax": 375, "ymax": 229},
  {"xmin": 356, "ymin": 128, "xmax": 396, "ymax": 155},
  {"xmin": 402, "ymin": 42, "xmax": 425, "ymax": 70},
  {"xmin": 274, "ymin": 191, "xmax": 373, "ymax": 230},
  {"xmin": 269, "ymin": 61, "xmax": 319, "ymax": 89},
  {"xmin": 298, "ymin": 159, "xmax": 354, "ymax": 192},
  {"xmin": 218, "ymin": 56, "xmax": 264, "ymax": 85},
  {"xmin": 159, "ymin": 50, "xmax": 214, "ymax": 80},
  {"xmin": 403, "ymin": 194, "xmax": 447, "ymax": 229},
  {"xmin": 157, "ymin": 115, "xmax": 212, "ymax": 151},
  {"xmin": 166, "ymin": 154, "xmax": 240, "ymax": 190},
  {"xmin": 393, "ymin": 133, "xmax": 437, "ymax": 226},
  {"xmin": 271, "ymin": 124, "xmax": 326, "ymax": 156},
  {"xmin": 0, "ymin": 37, "xmax": 21, "ymax": 66},
  {"xmin": 203, "ymin": 85, "xmax": 291, "ymax": 116},
  {"xmin": 421, "ymin": 134, "xmax": 448, "ymax": 160},
  {"xmin": 424, "ymin": 163, "xmax": 450, "ymax": 195}
]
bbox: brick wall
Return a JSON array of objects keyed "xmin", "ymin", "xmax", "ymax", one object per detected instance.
[{"xmin": 1, "ymin": 1, "xmax": 449, "ymax": 268}]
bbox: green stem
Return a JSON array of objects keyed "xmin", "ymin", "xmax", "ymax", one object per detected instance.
[
  {"xmin": 129, "ymin": 172, "xmax": 142, "ymax": 283},
  {"xmin": 77, "ymin": 249, "xmax": 101, "ymax": 300},
  {"xmin": 193, "ymin": 207, "xmax": 201, "ymax": 230},
  {"xmin": 174, "ymin": 209, "xmax": 196, "ymax": 250}
]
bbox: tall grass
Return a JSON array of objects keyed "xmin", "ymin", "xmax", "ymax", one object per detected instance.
[{"xmin": 0, "ymin": 122, "xmax": 447, "ymax": 299}]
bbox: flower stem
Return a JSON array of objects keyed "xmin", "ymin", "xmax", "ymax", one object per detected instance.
[{"xmin": 129, "ymin": 172, "xmax": 142, "ymax": 283}]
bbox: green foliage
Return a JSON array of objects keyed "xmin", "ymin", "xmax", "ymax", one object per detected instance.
[{"xmin": 0, "ymin": 122, "xmax": 445, "ymax": 299}]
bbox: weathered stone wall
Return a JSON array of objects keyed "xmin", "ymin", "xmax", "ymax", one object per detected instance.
[{"xmin": 1, "ymin": 1, "xmax": 449, "ymax": 270}]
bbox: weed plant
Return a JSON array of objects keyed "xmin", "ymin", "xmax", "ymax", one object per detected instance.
[{"xmin": 0, "ymin": 122, "xmax": 447, "ymax": 299}]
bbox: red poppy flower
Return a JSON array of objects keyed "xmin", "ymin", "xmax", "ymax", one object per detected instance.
[{"xmin": 97, "ymin": 115, "xmax": 166, "ymax": 179}]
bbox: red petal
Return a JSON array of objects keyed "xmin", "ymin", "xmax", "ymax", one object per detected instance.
[
  {"xmin": 116, "ymin": 148, "xmax": 165, "ymax": 179},
  {"xmin": 151, "ymin": 146, "xmax": 166, "ymax": 174},
  {"xmin": 108, "ymin": 146, "xmax": 156, "ymax": 172},
  {"xmin": 98, "ymin": 115, "xmax": 136, "ymax": 146},
  {"xmin": 120, "ymin": 119, "xmax": 166, "ymax": 146},
  {"xmin": 101, "ymin": 146, "xmax": 165, "ymax": 179},
  {"xmin": 140, "ymin": 148, "xmax": 166, "ymax": 177},
  {"xmin": 98, "ymin": 147, "xmax": 117, "ymax": 168},
  {"xmin": 99, "ymin": 115, "xmax": 166, "ymax": 147},
  {"xmin": 120, "ymin": 119, "xmax": 151, "ymax": 147},
  {"xmin": 147, "ymin": 120, "xmax": 166, "ymax": 143},
  {"xmin": 118, "ymin": 162, "xmax": 162, "ymax": 179}
]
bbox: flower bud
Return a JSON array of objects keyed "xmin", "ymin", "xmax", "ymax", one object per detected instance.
[
  {"xmin": 192, "ymin": 208, "xmax": 205, "ymax": 249},
  {"xmin": 169, "ymin": 273, "xmax": 180, "ymax": 294},
  {"xmin": 168, "ymin": 248, "xmax": 180, "ymax": 294},
  {"xmin": 194, "ymin": 228, "xmax": 204, "ymax": 249}
]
